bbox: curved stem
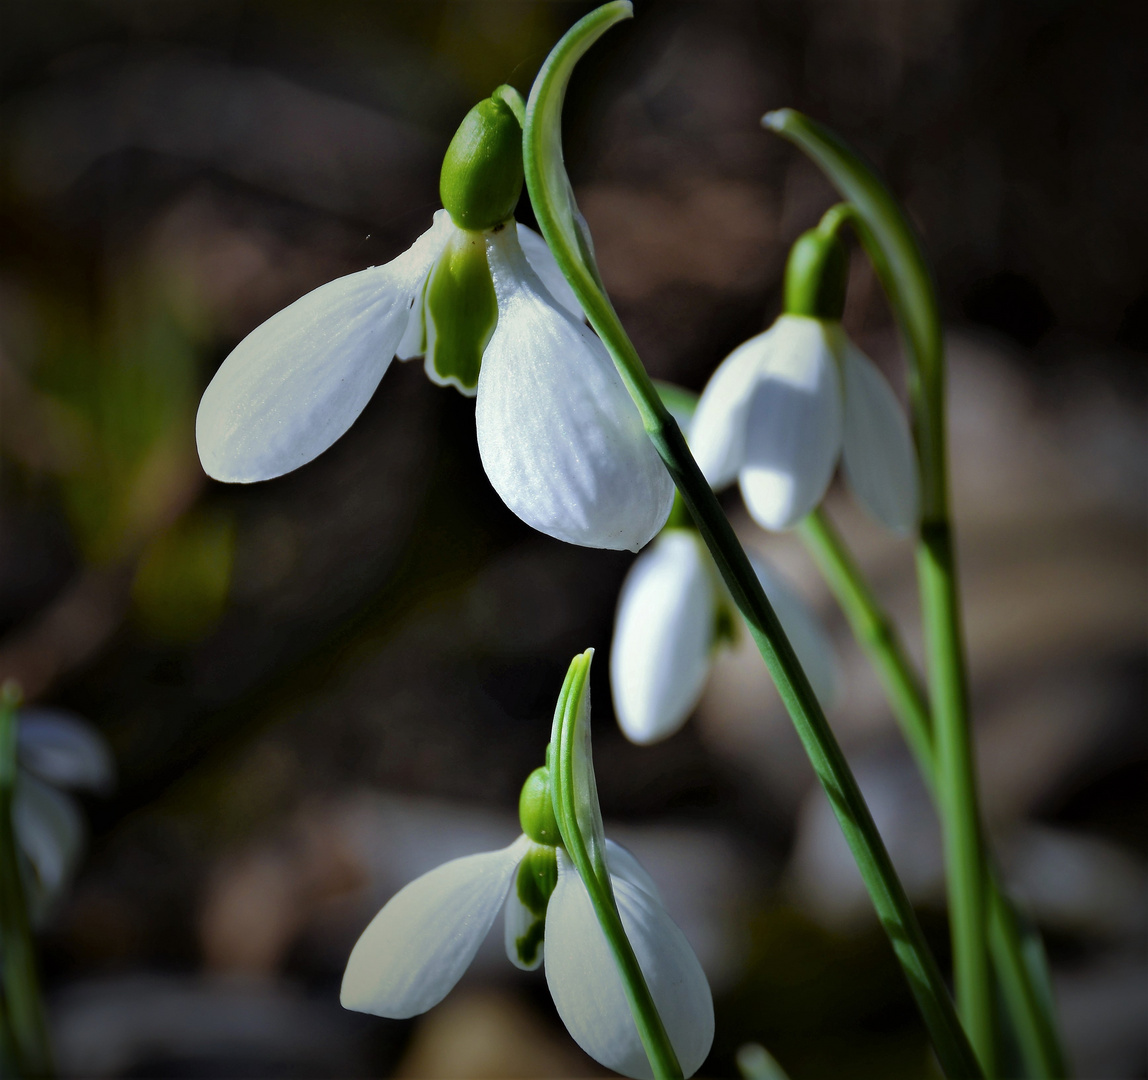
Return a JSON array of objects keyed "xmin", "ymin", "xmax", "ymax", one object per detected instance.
[
  {"xmin": 524, "ymin": 19, "xmax": 981, "ymax": 1075},
  {"xmin": 550, "ymin": 653, "xmax": 683, "ymax": 1080},
  {"xmin": 764, "ymin": 107, "xmax": 996, "ymax": 1073},
  {"xmin": 799, "ymin": 507, "xmax": 1069, "ymax": 1078},
  {"xmin": 0, "ymin": 685, "xmax": 55, "ymax": 1078}
]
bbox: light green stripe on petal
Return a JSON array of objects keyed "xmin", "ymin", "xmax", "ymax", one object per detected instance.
[{"xmin": 340, "ymin": 834, "xmax": 529, "ymax": 1019}]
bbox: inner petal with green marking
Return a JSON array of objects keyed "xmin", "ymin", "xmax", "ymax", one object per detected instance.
[
  {"xmin": 514, "ymin": 842, "xmax": 558, "ymax": 967},
  {"xmin": 424, "ymin": 226, "xmax": 499, "ymax": 395}
]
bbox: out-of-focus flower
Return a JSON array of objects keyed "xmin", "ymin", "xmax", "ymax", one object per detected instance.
[
  {"xmin": 610, "ymin": 527, "xmax": 838, "ymax": 744},
  {"xmin": 196, "ymin": 88, "xmax": 672, "ymax": 551},
  {"xmin": 14, "ymin": 708, "xmax": 115, "ymax": 919}
]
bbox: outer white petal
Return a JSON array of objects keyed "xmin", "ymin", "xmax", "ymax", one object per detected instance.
[
  {"xmin": 689, "ymin": 327, "xmax": 777, "ymax": 488},
  {"xmin": 17, "ymin": 708, "xmax": 115, "ymax": 793},
  {"xmin": 545, "ymin": 850, "xmax": 714, "ymax": 1079},
  {"xmin": 610, "ymin": 530, "xmax": 716, "ymax": 744},
  {"xmin": 196, "ymin": 215, "xmax": 448, "ymax": 483},
  {"xmin": 605, "ymin": 839, "xmax": 663, "ymax": 904},
  {"xmin": 750, "ymin": 557, "xmax": 839, "ymax": 709},
  {"xmin": 340, "ymin": 834, "xmax": 530, "ymax": 1018},
  {"xmin": 516, "ymin": 223, "xmax": 584, "ymax": 322},
  {"xmin": 738, "ymin": 316, "xmax": 843, "ymax": 530},
  {"xmin": 13, "ymin": 773, "xmax": 84, "ymax": 901},
  {"xmin": 477, "ymin": 227, "xmax": 674, "ymax": 551},
  {"xmin": 839, "ymin": 340, "xmax": 920, "ymax": 534}
]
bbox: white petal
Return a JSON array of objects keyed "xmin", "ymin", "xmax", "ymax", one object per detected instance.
[
  {"xmin": 516, "ymin": 223, "xmax": 584, "ymax": 322},
  {"xmin": 690, "ymin": 327, "xmax": 776, "ymax": 489},
  {"xmin": 196, "ymin": 216, "xmax": 448, "ymax": 483},
  {"xmin": 13, "ymin": 773, "xmax": 84, "ymax": 901},
  {"xmin": 503, "ymin": 880, "xmax": 545, "ymax": 972},
  {"xmin": 610, "ymin": 530, "xmax": 716, "ymax": 744},
  {"xmin": 17, "ymin": 708, "xmax": 115, "ymax": 793},
  {"xmin": 340, "ymin": 835, "xmax": 530, "ymax": 1018},
  {"xmin": 750, "ymin": 557, "xmax": 839, "ymax": 709},
  {"xmin": 839, "ymin": 341, "xmax": 920, "ymax": 534},
  {"xmin": 738, "ymin": 316, "xmax": 843, "ymax": 530},
  {"xmin": 605, "ymin": 839, "xmax": 663, "ymax": 904},
  {"xmin": 477, "ymin": 226, "xmax": 674, "ymax": 551},
  {"xmin": 545, "ymin": 850, "xmax": 714, "ymax": 1079}
]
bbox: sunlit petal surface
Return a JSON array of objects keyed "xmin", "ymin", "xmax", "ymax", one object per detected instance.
[
  {"xmin": 839, "ymin": 342, "xmax": 920, "ymax": 533},
  {"xmin": 545, "ymin": 851, "xmax": 714, "ymax": 1079},
  {"xmin": 610, "ymin": 530, "xmax": 716, "ymax": 744},
  {"xmin": 197, "ymin": 215, "xmax": 448, "ymax": 482},
  {"xmin": 516, "ymin": 223, "xmax": 584, "ymax": 321},
  {"xmin": 738, "ymin": 316, "xmax": 843, "ymax": 530},
  {"xmin": 17, "ymin": 708, "xmax": 115, "ymax": 793},
  {"xmin": 750, "ymin": 556, "xmax": 839, "ymax": 708},
  {"xmin": 477, "ymin": 226, "xmax": 673, "ymax": 551},
  {"xmin": 690, "ymin": 327, "xmax": 778, "ymax": 489},
  {"xmin": 340, "ymin": 834, "xmax": 529, "ymax": 1018}
]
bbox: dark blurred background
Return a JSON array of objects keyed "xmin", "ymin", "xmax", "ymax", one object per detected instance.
[{"xmin": 1, "ymin": 1, "xmax": 1144, "ymax": 1077}]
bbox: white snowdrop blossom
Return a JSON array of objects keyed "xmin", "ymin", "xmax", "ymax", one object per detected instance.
[
  {"xmin": 341, "ymin": 829, "xmax": 711, "ymax": 1078},
  {"xmin": 611, "ymin": 527, "xmax": 838, "ymax": 744},
  {"xmin": 195, "ymin": 212, "xmax": 672, "ymax": 551},
  {"xmin": 13, "ymin": 708, "xmax": 115, "ymax": 920},
  {"xmin": 690, "ymin": 314, "xmax": 919, "ymax": 532}
]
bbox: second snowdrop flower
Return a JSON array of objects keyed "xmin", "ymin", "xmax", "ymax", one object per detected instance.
[
  {"xmin": 195, "ymin": 86, "xmax": 671, "ymax": 552},
  {"xmin": 690, "ymin": 227, "xmax": 919, "ymax": 533},
  {"xmin": 611, "ymin": 527, "xmax": 838, "ymax": 745}
]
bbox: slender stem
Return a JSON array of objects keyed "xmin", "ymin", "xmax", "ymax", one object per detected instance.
[
  {"xmin": 525, "ymin": 12, "xmax": 980, "ymax": 1073},
  {"xmin": 551, "ymin": 653, "xmax": 683, "ymax": 1080},
  {"xmin": 0, "ymin": 685, "xmax": 55, "ymax": 1078},
  {"xmin": 763, "ymin": 108, "xmax": 997, "ymax": 1073},
  {"xmin": 799, "ymin": 507, "xmax": 1069, "ymax": 1078}
]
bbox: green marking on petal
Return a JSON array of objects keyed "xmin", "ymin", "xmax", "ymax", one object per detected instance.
[
  {"xmin": 515, "ymin": 917, "xmax": 546, "ymax": 967},
  {"xmin": 425, "ymin": 228, "xmax": 498, "ymax": 394},
  {"xmin": 515, "ymin": 843, "xmax": 558, "ymax": 918}
]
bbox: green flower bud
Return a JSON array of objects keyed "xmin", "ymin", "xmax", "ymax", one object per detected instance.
[
  {"xmin": 440, "ymin": 88, "xmax": 525, "ymax": 231},
  {"xmin": 784, "ymin": 227, "xmax": 848, "ymax": 321},
  {"xmin": 519, "ymin": 765, "xmax": 561, "ymax": 845},
  {"xmin": 425, "ymin": 228, "xmax": 498, "ymax": 393}
]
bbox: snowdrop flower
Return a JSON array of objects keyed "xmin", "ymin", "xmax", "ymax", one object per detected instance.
[
  {"xmin": 341, "ymin": 654, "xmax": 713, "ymax": 1079},
  {"xmin": 611, "ymin": 527, "xmax": 837, "ymax": 744},
  {"xmin": 196, "ymin": 86, "xmax": 672, "ymax": 552},
  {"xmin": 690, "ymin": 228, "xmax": 918, "ymax": 533},
  {"xmin": 13, "ymin": 707, "xmax": 115, "ymax": 920}
]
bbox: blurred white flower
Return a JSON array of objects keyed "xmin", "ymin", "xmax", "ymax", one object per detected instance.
[
  {"xmin": 690, "ymin": 315, "xmax": 918, "ymax": 532},
  {"xmin": 341, "ymin": 832, "xmax": 711, "ymax": 1078},
  {"xmin": 610, "ymin": 528, "xmax": 838, "ymax": 744},
  {"xmin": 14, "ymin": 708, "xmax": 115, "ymax": 920},
  {"xmin": 195, "ymin": 212, "xmax": 673, "ymax": 552}
]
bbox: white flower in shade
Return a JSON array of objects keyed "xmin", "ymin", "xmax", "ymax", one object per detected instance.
[
  {"xmin": 690, "ymin": 314, "xmax": 919, "ymax": 532},
  {"xmin": 610, "ymin": 528, "xmax": 838, "ymax": 744},
  {"xmin": 340, "ymin": 834, "xmax": 711, "ymax": 1078},
  {"xmin": 14, "ymin": 708, "xmax": 115, "ymax": 920},
  {"xmin": 195, "ymin": 210, "xmax": 672, "ymax": 552}
]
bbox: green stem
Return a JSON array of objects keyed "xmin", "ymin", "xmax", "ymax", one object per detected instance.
[
  {"xmin": 551, "ymin": 653, "xmax": 683, "ymax": 1080},
  {"xmin": 763, "ymin": 107, "xmax": 996, "ymax": 1073},
  {"xmin": 525, "ymin": 19, "xmax": 980, "ymax": 1077},
  {"xmin": 799, "ymin": 507, "xmax": 1069, "ymax": 1077},
  {"xmin": 0, "ymin": 685, "xmax": 54, "ymax": 1079}
]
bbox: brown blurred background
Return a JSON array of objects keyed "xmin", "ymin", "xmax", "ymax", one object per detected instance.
[{"xmin": 1, "ymin": 1, "xmax": 1144, "ymax": 1077}]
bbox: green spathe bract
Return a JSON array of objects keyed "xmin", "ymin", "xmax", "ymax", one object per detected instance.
[{"xmin": 439, "ymin": 90, "xmax": 525, "ymax": 231}]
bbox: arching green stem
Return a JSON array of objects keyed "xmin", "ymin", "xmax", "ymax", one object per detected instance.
[
  {"xmin": 549, "ymin": 652, "xmax": 683, "ymax": 1080},
  {"xmin": 0, "ymin": 684, "xmax": 55, "ymax": 1078},
  {"xmin": 525, "ymin": 7, "xmax": 981, "ymax": 1076}
]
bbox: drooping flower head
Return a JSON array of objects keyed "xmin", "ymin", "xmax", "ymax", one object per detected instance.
[
  {"xmin": 690, "ymin": 225, "xmax": 919, "ymax": 533},
  {"xmin": 340, "ymin": 651, "xmax": 714, "ymax": 1079},
  {"xmin": 196, "ymin": 86, "xmax": 673, "ymax": 551}
]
